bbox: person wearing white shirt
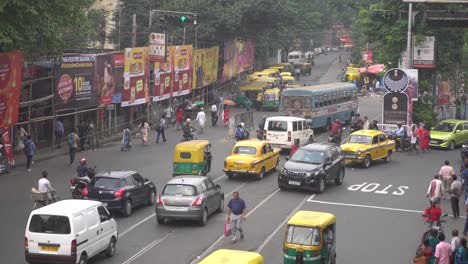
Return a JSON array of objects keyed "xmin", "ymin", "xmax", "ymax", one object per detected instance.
[
  {"xmin": 427, "ymin": 175, "xmax": 444, "ymax": 204},
  {"xmin": 211, "ymin": 104, "xmax": 218, "ymax": 127},
  {"xmin": 38, "ymin": 171, "xmax": 53, "ymax": 200},
  {"xmin": 196, "ymin": 108, "xmax": 207, "ymax": 134}
]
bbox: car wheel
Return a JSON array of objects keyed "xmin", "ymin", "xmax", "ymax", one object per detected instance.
[
  {"xmin": 308, "ymin": 135, "xmax": 314, "ymax": 144},
  {"xmin": 258, "ymin": 167, "xmax": 265, "ymax": 180},
  {"xmin": 78, "ymin": 254, "xmax": 87, "ymax": 264},
  {"xmin": 156, "ymin": 217, "xmax": 165, "ymax": 224},
  {"xmin": 147, "ymin": 190, "xmax": 156, "ymax": 206},
  {"xmin": 273, "ymin": 159, "xmax": 280, "ymax": 172},
  {"xmin": 123, "ymin": 200, "xmax": 133, "ymax": 217},
  {"xmin": 199, "ymin": 208, "xmax": 208, "ymax": 226},
  {"xmin": 227, "ymin": 172, "xmax": 233, "ymax": 179},
  {"xmin": 216, "ymin": 198, "xmax": 224, "ymax": 213},
  {"xmin": 334, "ymin": 168, "xmax": 344, "ymax": 185},
  {"xmin": 384, "ymin": 150, "xmax": 392, "ymax": 163},
  {"xmin": 317, "ymin": 176, "xmax": 326, "ymax": 194},
  {"xmin": 449, "ymin": 141, "xmax": 456, "ymax": 150},
  {"xmin": 105, "ymin": 237, "xmax": 117, "ymax": 257},
  {"xmin": 363, "ymin": 155, "xmax": 371, "ymax": 168}
]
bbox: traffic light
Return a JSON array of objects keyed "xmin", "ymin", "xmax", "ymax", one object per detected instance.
[{"xmin": 162, "ymin": 14, "xmax": 194, "ymax": 25}]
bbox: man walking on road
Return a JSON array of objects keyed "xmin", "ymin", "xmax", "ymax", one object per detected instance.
[
  {"xmin": 440, "ymin": 160, "xmax": 455, "ymax": 198},
  {"xmin": 227, "ymin": 191, "xmax": 246, "ymax": 243},
  {"xmin": 196, "ymin": 108, "xmax": 206, "ymax": 134},
  {"xmin": 68, "ymin": 129, "xmax": 80, "ymax": 165},
  {"xmin": 450, "ymin": 174, "xmax": 462, "ymax": 218},
  {"xmin": 211, "ymin": 103, "xmax": 218, "ymax": 127},
  {"xmin": 23, "ymin": 135, "xmax": 36, "ymax": 171},
  {"xmin": 435, "ymin": 233, "xmax": 452, "ymax": 264},
  {"xmin": 427, "ymin": 175, "xmax": 444, "ymax": 205},
  {"xmin": 156, "ymin": 114, "xmax": 167, "ymax": 144}
]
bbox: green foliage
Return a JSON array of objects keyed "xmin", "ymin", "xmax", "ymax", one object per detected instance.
[
  {"xmin": 87, "ymin": 9, "xmax": 108, "ymax": 52},
  {"xmin": 0, "ymin": 0, "xmax": 93, "ymax": 58},
  {"xmin": 413, "ymin": 100, "xmax": 437, "ymax": 128}
]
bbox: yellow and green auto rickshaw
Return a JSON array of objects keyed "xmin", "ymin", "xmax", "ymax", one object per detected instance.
[
  {"xmin": 172, "ymin": 140, "xmax": 212, "ymax": 176},
  {"xmin": 282, "ymin": 76, "xmax": 295, "ymax": 86},
  {"xmin": 260, "ymin": 88, "xmax": 281, "ymax": 110},
  {"xmin": 269, "ymin": 65, "xmax": 285, "ymax": 72},
  {"xmin": 283, "ymin": 211, "xmax": 336, "ymax": 264},
  {"xmin": 199, "ymin": 249, "xmax": 264, "ymax": 264}
]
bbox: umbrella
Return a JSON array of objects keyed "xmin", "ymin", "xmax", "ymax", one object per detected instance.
[{"xmin": 224, "ymin": 99, "xmax": 236, "ymax": 106}]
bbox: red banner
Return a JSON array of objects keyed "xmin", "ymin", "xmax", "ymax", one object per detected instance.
[
  {"xmin": 2, "ymin": 128, "xmax": 14, "ymax": 166},
  {"xmin": 0, "ymin": 51, "xmax": 23, "ymax": 127}
]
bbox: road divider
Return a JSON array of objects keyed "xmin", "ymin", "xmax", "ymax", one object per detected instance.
[{"xmin": 189, "ymin": 188, "xmax": 281, "ymax": 264}]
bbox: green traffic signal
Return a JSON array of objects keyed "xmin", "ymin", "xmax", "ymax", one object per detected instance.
[{"xmin": 180, "ymin": 16, "xmax": 186, "ymax": 22}]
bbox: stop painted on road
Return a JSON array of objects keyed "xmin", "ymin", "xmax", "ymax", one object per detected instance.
[{"xmin": 347, "ymin": 182, "xmax": 409, "ymax": 196}]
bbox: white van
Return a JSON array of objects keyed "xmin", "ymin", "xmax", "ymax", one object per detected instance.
[
  {"xmin": 264, "ymin": 116, "xmax": 314, "ymax": 150},
  {"xmin": 25, "ymin": 200, "xmax": 118, "ymax": 264},
  {"xmin": 287, "ymin": 51, "xmax": 305, "ymax": 64}
]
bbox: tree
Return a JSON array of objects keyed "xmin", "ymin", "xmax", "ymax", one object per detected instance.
[
  {"xmin": 0, "ymin": 0, "xmax": 94, "ymax": 58},
  {"xmin": 87, "ymin": 9, "xmax": 108, "ymax": 52}
]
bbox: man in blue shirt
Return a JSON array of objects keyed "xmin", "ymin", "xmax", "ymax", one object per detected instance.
[
  {"xmin": 394, "ymin": 123, "xmax": 406, "ymax": 151},
  {"xmin": 227, "ymin": 191, "xmax": 246, "ymax": 243}
]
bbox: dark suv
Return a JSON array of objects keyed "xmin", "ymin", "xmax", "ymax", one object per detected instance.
[{"xmin": 278, "ymin": 142, "xmax": 345, "ymax": 193}]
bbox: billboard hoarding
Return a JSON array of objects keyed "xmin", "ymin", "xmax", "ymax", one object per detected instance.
[
  {"xmin": 221, "ymin": 39, "xmax": 255, "ymax": 82},
  {"xmin": 193, "ymin": 46, "xmax": 219, "ymax": 89},
  {"xmin": 122, "ymin": 47, "xmax": 149, "ymax": 107},
  {"xmin": 55, "ymin": 55, "xmax": 96, "ymax": 110},
  {"xmin": 413, "ymin": 36, "xmax": 435, "ymax": 68},
  {"xmin": 0, "ymin": 51, "xmax": 23, "ymax": 127},
  {"xmin": 95, "ymin": 54, "xmax": 116, "ymax": 106},
  {"xmin": 149, "ymin": 33, "xmax": 166, "ymax": 62}
]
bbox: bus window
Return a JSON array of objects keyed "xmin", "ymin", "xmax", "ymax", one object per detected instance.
[
  {"xmin": 318, "ymin": 96, "xmax": 323, "ymax": 108},
  {"xmin": 332, "ymin": 93, "xmax": 337, "ymax": 104},
  {"xmin": 292, "ymin": 121, "xmax": 298, "ymax": 131}
]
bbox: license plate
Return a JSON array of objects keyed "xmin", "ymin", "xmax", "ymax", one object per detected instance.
[
  {"xmin": 166, "ymin": 206, "xmax": 188, "ymax": 211},
  {"xmin": 69, "ymin": 186, "xmax": 75, "ymax": 191},
  {"xmin": 430, "ymin": 140, "xmax": 438, "ymax": 144},
  {"xmin": 288, "ymin": 181, "xmax": 301, "ymax": 186},
  {"xmin": 40, "ymin": 245, "xmax": 59, "ymax": 252},
  {"xmin": 102, "ymin": 202, "xmax": 108, "ymax": 206}
]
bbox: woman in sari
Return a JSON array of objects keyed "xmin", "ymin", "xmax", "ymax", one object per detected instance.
[
  {"xmin": 420, "ymin": 125, "xmax": 430, "ymax": 152},
  {"xmin": 139, "ymin": 120, "xmax": 150, "ymax": 145},
  {"xmin": 223, "ymin": 106, "xmax": 230, "ymax": 127}
]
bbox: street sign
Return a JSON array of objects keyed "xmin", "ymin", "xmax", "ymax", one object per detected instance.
[
  {"xmin": 149, "ymin": 33, "xmax": 166, "ymax": 62},
  {"xmin": 413, "ymin": 36, "xmax": 435, "ymax": 68}
]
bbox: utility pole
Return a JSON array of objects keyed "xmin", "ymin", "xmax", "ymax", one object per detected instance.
[
  {"xmin": 183, "ymin": 26, "xmax": 186, "ymax": 45},
  {"xmin": 194, "ymin": 15, "xmax": 198, "ymax": 48},
  {"xmin": 406, "ymin": 3, "xmax": 413, "ymax": 69},
  {"xmin": 130, "ymin": 14, "xmax": 136, "ymax": 127}
]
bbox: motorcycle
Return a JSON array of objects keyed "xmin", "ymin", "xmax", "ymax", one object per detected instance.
[
  {"xmin": 70, "ymin": 167, "xmax": 96, "ymax": 199},
  {"xmin": 0, "ymin": 144, "xmax": 9, "ymax": 174},
  {"xmin": 421, "ymin": 213, "xmax": 448, "ymax": 241},
  {"xmin": 388, "ymin": 133, "xmax": 411, "ymax": 151},
  {"xmin": 182, "ymin": 128, "xmax": 197, "ymax": 142},
  {"xmin": 328, "ymin": 134, "xmax": 341, "ymax": 144}
]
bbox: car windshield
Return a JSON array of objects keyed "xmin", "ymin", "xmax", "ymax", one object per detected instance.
[
  {"xmin": 286, "ymin": 226, "xmax": 321, "ymax": 246},
  {"xmin": 290, "ymin": 149, "xmax": 324, "ymax": 164},
  {"xmin": 91, "ymin": 177, "xmax": 123, "ymax": 189},
  {"xmin": 433, "ymin": 123, "xmax": 455, "ymax": 132},
  {"xmin": 233, "ymin": 146, "xmax": 257, "ymax": 155},
  {"xmin": 29, "ymin": 215, "xmax": 71, "ymax": 234},
  {"xmin": 348, "ymin": 135, "xmax": 372, "ymax": 144},
  {"xmin": 268, "ymin": 120, "xmax": 287, "ymax": 132},
  {"xmin": 163, "ymin": 184, "xmax": 197, "ymax": 196}
]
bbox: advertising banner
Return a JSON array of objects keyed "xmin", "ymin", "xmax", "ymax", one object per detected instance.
[
  {"xmin": 413, "ymin": 36, "xmax": 435, "ymax": 69},
  {"xmin": 55, "ymin": 55, "xmax": 96, "ymax": 110},
  {"xmin": 95, "ymin": 54, "xmax": 116, "ymax": 105},
  {"xmin": 153, "ymin": 45, "xmax": 193, "ymax": 101},
  {"xmin": 149, "ymin": 33, "xmax": 166, "ymax": 62},
  {"xmin": 193, "ymin": 46, "xmax": 219, "ymax": 89},
  {"xmin": 0, "ymin": 51, "xmax": 22, "ymax": 127},
  {"xmin": 362, "ymin": 50, "xmax": 373, "ymax": 64},
  {"xmin": 221, "ymin": 39, "xmax": 255, "ymax": 82},
  {"xmin": 437, "ymin": 80, "xmax": 454, "ymax": 106},
  {"xmin": 122, "ymin": 47, "xmax": 149, "ymax": 107},
  {"xmin": 383, "ymin": 93, "xmax": 409, "ymax": 125},
  {"xmin": 2, "ymin": 128, "xmax": 13, "ymax": 166},
  {"xmin": 405, "ymin": 69, "xmax": 418, "ymax": 101},
  {"xmin": 112, "ymin": 54, "xmax": 125, "ymax": 103}
]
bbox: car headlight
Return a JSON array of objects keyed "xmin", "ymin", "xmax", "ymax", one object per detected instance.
[
  {"xmin": 314, "ymin": 170, "xmax": 320, "ymax": 176},
  {"xmin": 306, "ymin": 172, "xmax": 312, "ymax": 177},
  {"xmin": 357, "ymin": 150, "xmax": 362, "ymax": 155},
  {"xmin": 280, "ymin": 167, "xmax": 287, "ymax": 174}
]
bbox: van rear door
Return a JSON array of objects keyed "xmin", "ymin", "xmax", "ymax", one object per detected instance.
[
  {"xmin": 26, "ymin": 214, "xmax": 72, "ymax": 256},
  {"xmin": 265, "ymin": 120, "xmax": 290, "ymax": 147},
  {"xmin": 82, "ymin": 208, "xmax": 101, "ymax": 258}
]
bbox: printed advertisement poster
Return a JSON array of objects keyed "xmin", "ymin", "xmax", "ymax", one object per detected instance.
[
  {"xmin": 55, "ymin": 55, "xmax": 96, "ymax": 110},
  {"xmin": 0, "ymin": 51, "xmax": 22, "ymax": 127},
  {"xmin": 112, "ymin": 54, "xmax": 125, "ymax": 103},
  {"xmin": 149, "ymin": 33, "xmax": 166, "ymax": 62},
  {"xmin": 413, "ymin": 36, "xmax": 435, "ymax": 69},
  {"xmin": 405, "ymin": 69, "xmax": 418, "ymax": 101},
  {"xmin": 437, "ymin": 80, "xmax": 454, "ymax": 106},
  {"xmin": 2, "ymin": 128, "xmax": 13, "ymax": 166},
  {"xmin": 95, "ymin": 54, "xmax": 115, "ymax": 105},
  {"xmin": 122, "ymin": 47, "xmax": 149, "ymax": 107},
  {"xmin": 362, "ymin": 50, "xmax": 373, "ymax": 64},
  {"xmin": 383, "ymin": 93, "xmax": 408, "ymax": 125},
  {"xmin": 121, "ymin": 75, "xmax": 150, "ymax": 107},
  {"xmin": 172, "ymin": 45, "xmax": 193, "ymax": 97},
  {"xmin": 221, "ymin": 39, "xmax": 255, "ymax": 82},
  {"xmin": 193, "ymin": 46, "xmax": 219, "ymax": 89},
  {"xmin": 153, "ymin": 48, "xmax": 174, "ymax": 101}
]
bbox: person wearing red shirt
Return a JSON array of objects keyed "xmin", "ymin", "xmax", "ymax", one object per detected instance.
[
  {"xmin": 290, "ymin": 139, "xmax": 300, "ymax": 158},
  {"xmin": 424, "ymin": 202, "xmax": 443, "ymax": 223},
  {"xmin": 175, "ymin": 106, "xmax": 184, "ymax": 131}
]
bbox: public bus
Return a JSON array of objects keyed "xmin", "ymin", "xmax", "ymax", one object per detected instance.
[{"xmin": 280, "ymin": 82, "xmax": 358, "ymax": 129}]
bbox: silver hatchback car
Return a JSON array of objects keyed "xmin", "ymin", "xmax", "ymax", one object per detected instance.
[{"xmin": 155, "ymin": 175, "xmax": 224, "ymax": 226}]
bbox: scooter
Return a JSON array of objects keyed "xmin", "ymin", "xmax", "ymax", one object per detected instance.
[
  {"xmin": 461, "ymin": 144, "xmax": 468, "ymax": 161},
  {"xmin": 0, "ymin": 144, "xmax": 9, "ymax": 174},
  {"xmin": 388, "ymin": 133, "xmax": 411, "ymax": 151},
  {"xmin": 421, "ymin": 213, "xmax": 448, "ymax": 241},
  {"xmin": 70, "ymin": 167, "xmax": 96, "ymax": 199}
]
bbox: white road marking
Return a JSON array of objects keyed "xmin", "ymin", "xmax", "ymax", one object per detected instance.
[
  {"xmin": 121, "ymin": 231, "xmax": 174, "ymax": 264},
  {"xmin": 119, "ymin": 174, "xmax": 237, "ymax": 238},
  {"xmin": 256, "ymin": 194, "xmax": 315, "ymax": 253},
  {"xmin": 189, "ymin": 188, "xmax": 281, "ymax": 264},
  {"xmin": 213, "ymin": 174, "xmax": 226, "ymax": 182},
  {"xmin": 308, "ymin": 199, "xmax": 424, "ymax": 214}
]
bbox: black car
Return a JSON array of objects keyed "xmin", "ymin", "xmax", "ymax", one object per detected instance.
[
  {"xmin": 278, "ymin": 142, "xmax": 345, "ymax": 193},
  {"xmin": 85, "ymin": 171, "xmax": 157, "ymax": 217}
]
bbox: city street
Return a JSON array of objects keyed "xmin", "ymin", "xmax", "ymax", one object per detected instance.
[{"xmin": 1, "ymin": 52, "xmax": 462, "ymax": 264}]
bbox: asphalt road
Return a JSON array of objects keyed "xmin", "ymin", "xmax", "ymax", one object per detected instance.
[{"xmin": 3, "ymin": 51, "xmax": 462, "ymax": 264}]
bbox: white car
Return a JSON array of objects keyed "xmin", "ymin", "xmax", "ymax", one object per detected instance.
[{"xmin": 263, "ymin": 116, "xmax": 314, "ymax": 150}]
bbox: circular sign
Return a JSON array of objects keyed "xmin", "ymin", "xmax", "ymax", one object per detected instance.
[
  {"xmin": 57, "ymin": 74, "xmax": 74, "ymax": 103},
  {"xmin": 383, "ymin": 68, "xmax": 409, "ymax": 93}
]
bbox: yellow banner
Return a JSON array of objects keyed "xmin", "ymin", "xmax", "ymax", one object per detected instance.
[
  {"xmin": 193, "ymin": 46, "xmax": 219, "ymax": 89},
  {"xmin": 124, "ymin": 47, "xmax": 149, "ymax": 77}
]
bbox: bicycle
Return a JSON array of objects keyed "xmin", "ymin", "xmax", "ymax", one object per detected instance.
[{"xmin": 31, "ymin": 189, "xmax": 60, "ymax": 210}]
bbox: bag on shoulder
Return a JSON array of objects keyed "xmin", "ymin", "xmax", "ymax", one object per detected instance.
[{"xmin": 68, "ymin": 133, "xmax": 74, "ymax": 146}]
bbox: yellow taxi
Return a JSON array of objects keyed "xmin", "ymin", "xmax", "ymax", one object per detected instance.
[
  {"xmin": 199, "ymin": 249, "xmax": 264, "ymax": 264},
  {"xmin": 224, "ymin": 139, "xmax": 280, "ymax": 180},
  {"xmin": 340, "ymin": 130, "xmax": 396, "ymax": 168}
]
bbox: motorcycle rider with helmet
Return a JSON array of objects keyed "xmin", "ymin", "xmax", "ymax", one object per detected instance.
[
  {"xmin": 329, "ymin": 119, "xmax": 342, "ymax": 144},
  {"xmin": 76, "ymin": 158, "xmax": 91, "ymax": 183},
  {"xmin": 182, "ymin": 118, "xmax": 196, "ymax": 141}
]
